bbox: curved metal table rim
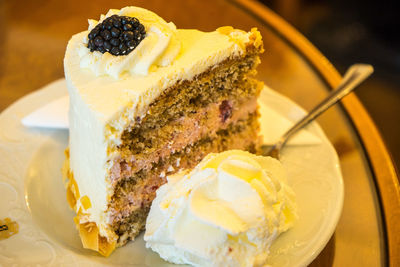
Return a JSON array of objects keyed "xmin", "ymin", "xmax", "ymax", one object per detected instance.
[{"xmin": 232, "ymin": 1, "xmax": 400, "ymax": 266}]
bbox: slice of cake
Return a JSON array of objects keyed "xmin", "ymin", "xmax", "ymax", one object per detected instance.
[{"xmin": 63, "ymin": 6, "xmax": 264, "ymax": 256}]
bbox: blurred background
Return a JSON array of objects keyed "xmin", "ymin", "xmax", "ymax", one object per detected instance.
[
  {"xmin": 0, "ymin": 0, "xmax": 398, "ymax": 170},
  {"xmin": 263, "ymin": 0, "xmax": 400, "ymax": 170}
]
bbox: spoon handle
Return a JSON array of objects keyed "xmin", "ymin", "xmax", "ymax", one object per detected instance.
[{"xmin": 277, "ymin": 63, "xmax": 374, "ymax": 149}]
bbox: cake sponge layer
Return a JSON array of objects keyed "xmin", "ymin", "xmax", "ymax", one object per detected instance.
[
  {"xmin": 111, "ymin": 113, "xmax": 260, "ymax": 245},
  {"xmin": 112, "ymin": 53, "xmax": 263, "ymax": 186}
]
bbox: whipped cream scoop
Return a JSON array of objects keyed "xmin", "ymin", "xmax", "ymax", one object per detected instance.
[{"xmin": 144, "ymin": 150, "xmax": 297, "ymax": 267}]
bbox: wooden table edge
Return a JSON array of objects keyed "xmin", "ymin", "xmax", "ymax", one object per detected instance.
[{"xmin": 232, "ymin": 0, "xmax": 400, "ymax": 265}]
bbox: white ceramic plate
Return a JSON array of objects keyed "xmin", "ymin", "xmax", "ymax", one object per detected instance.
[{"xmin": 0, "ymin": 79, "xmax": 343, "ymax": 266}]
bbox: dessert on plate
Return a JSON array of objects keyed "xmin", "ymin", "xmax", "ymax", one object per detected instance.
[
  {"xmin": 145, "ymin": 150, "xmax": 297, "ymax": 267},
  {"xmin": 62, "ymin": 6, "xmax": 264, "ymax": 256}
]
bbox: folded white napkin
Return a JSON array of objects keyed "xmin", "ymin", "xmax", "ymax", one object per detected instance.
[
  {"xmin": 22, "ymin": 95, "xmax": 69, "ymax": 129},
  {"xmin": 21, "ymin": 85, "xmax": 321, "ymax": 145}
]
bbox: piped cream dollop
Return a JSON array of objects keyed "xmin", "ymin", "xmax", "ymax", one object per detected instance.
[
  {"xmin": 78, "ymin": 6, "xmax": 181, "ymax": 78},
  {"xmin": 144, "ymin": 150, "xmax": 297, "ymax": 267}
]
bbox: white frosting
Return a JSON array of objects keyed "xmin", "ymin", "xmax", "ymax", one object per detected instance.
[
  {"xmin": 64, "ymin": 7, "xmax": 258, "ymax": 240},
  {"xmin": 145, "ymin": 150, "xmax": 297, "ymax": 267},
  {"xmin": 78, "ymin": 7, "xmax": 181, "ymax": 79}
]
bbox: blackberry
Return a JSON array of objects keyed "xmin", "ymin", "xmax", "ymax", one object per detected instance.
[{"xmin": 87, "ymin": 15, "xmax": 146, "ymax": 56}]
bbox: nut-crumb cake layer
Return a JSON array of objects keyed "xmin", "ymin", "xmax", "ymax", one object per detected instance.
[{"xmin": 63, "ymin": 6, "xmax": 264, "ymax": 256}]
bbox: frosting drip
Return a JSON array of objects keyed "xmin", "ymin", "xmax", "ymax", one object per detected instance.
[{"xmin": 78, "ymin": 7, "xmax": 181, "ymax": 78}]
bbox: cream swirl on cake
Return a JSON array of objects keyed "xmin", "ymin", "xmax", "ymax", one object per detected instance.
[
  {"xmin": 145, "ymin": 150, "xmax": 297, "ymax": 267},
  {"xmin": 78, "ymin": 6, "xmax": 181, "ymax": 78}
]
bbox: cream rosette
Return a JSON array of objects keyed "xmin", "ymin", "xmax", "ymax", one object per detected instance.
[{"xmin": 77, "ymin": 6, "xmax": 181, "ymax": 79}]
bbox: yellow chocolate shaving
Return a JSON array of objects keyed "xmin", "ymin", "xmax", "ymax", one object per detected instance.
[
  {"xmin": 217, "ymin": 26, "xmax": 235, "ymax": 35},
  {"xmin": 249, "ymin": 28, "xmax": 264, "ymax": 52},
  {"xmin": 79, "ymin": 221, "xmax": 99, "ymax": 251},
  {"xmin": 62, "ymin": 150, "xmax": 80, "ymax": 210},
  {"xmin": 63, "ymin": 148, "xmax": 116, "ymax": 256},
  {"xmin": 62, "ymin": 149, "xmax": 70, "ymax": 184},
  {"xmin": 81, "ymin": 195, "xmax": 92, "ymax": 210},
  {"xmin": 62, "ymin": 157, "xmax": 82, "ymax": 210},
  {"xmin": 99, "ymin": 236, "xmax": 116, "ymax": 257},
  {"xmin": 70, "ymin": 177, "xmax": 80, "ymax": 200},
  {"xmin": 0, "ymin": 218, "xmax": 19, "ymax": 240},
  {"xmin": 76, "ymin": 219, "xmax": 116, "ymax": 257},
  {"xmin": 66, "ymin": 184, "xmax": 77, "ymax": 209},
  {"xmin": 73, "ymin": 216, "xmax": 80, "ymax": 226},
  {"xmin": 217, "ymin": 26, "xmax": 248, "ymax": 50}
]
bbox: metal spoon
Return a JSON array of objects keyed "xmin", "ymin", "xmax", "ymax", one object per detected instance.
[{"xmin": 261, "ymin": 63, "xmax": 374, "ymax": 159}]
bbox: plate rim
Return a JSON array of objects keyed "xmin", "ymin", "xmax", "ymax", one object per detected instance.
[{"xmin": 0, "ymin": 79, "xmax": 344, "ymax": 267}]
